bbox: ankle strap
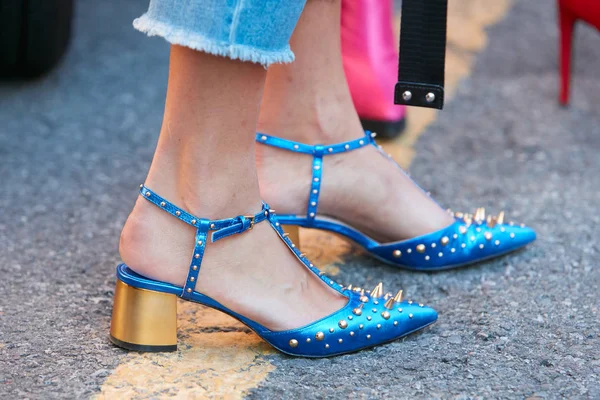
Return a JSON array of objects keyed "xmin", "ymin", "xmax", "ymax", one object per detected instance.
[
  {"xmin": 256, "ymin": 130, "xmax": 377, "ymax": 155},
  {"xmin": 139, "ymin": 185, "xmax": 270, "ymax": 298},
  {"xmin": 256, "ymin": 131, "xmax": 377, "ymax": 222}
]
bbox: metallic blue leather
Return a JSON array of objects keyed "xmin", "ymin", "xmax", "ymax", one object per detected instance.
[
  {"xmin": 115, "ymin": 185, "xmax": 438, "ymax": 357},
  {"xmin": 255, "ymin": 131, "xmax": 536, "ymax": 271}
]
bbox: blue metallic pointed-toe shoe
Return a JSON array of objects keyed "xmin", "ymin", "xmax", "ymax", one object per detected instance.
[
  {"xmin": 109, "ymin": 185, "xmax": 437, "ymax": 357},
  {"xmin": 256, "ymin": 131, "xmax": 536, "ymax": 271}
]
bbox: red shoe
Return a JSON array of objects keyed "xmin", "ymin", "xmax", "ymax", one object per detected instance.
[
  {"xmin": 558, "ymin": 0, "xmax": 600, "ymax": 105},
  {"xmin": 341, "ymin": 0, "xmax": 407, "ymax": 139}
]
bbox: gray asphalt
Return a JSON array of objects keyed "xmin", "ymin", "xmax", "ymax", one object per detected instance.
[{"xmin": 1, "ymin": 0, "xmax": 599, "ymax": 399}]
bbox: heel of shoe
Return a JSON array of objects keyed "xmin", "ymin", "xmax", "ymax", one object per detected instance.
[
  {"xmin": 110, "ymin": 280, "xmax": 178, "ymax": 352},
  {"xmin": 282, "ymin": 224, "xmax": 301, "ymax": 248},
  {"xmin": 558, "ymin": 1, "xmax": 576, "ymax": 106}
]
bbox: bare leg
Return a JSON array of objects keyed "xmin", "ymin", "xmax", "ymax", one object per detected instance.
[
  {"xmin": 119, "ymin": 46, "xmax": 345, "ymax": 331},
  {"xmin": 257, "ymin": 0, "xmax": 454, "ymax": 242}
]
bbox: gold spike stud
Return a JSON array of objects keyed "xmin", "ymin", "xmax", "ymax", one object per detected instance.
[
  {"xmin": 496, "ymin": 211, "xmax": 505, "ymax": 225},
  {"xmin": 487, "ymin": 215, "xmax": 497, "ymax": 228},
  {"xmin": 370, "ymin": 282, "xmax": 384, "ymax": 298},
  {"xmin": 393, "ymin": 249, "xmax": 402, "ymax": 258},
  {"xmin": 384, "ymin": 297, "xmax": 395, "ymax": 310},
  {"xmin": 416, "ymin": 244, "xmax": 426, "ymax": 253},
  {"xmin": 484, "ymin": 232, "xmax": 493, "ymax": 241},
  {"xmin": 454, "ymin": 212, "xmax": 464, "ymax": 218},
  {"xmin": 463, "ymin": 215, "xmax": 473, "ymax": 227},
  {"xmin": 393, "ymin": 290, "xmax": 404, "ymax": 303},
  {"xmin": 440, "ymin": 236, "xmax": 450, "ymax": 246},
  {"xmin": 338, "ymin": 320, "xmax": 348, "ymax": 329},
  {"xmin": 347, "ymin": 284, "xmax": 353, "ymax": 291},
  {"xmin": 289, "ymin": 339, "xmax": 299, "ymax": 348},
  {"xmin": 381, "ymin": 311, "xmax": 391, "ymax": 320},
  {"xmin": 474, "ymin": 207, "xmax": 486, "ymax": 223},
  {"xmin": 315, "ymin": 332, "xmax": 324, "ymax": 341},
  {"xmin": 282, "ymin": 233, "xmax": 290, "ymax": 238}
]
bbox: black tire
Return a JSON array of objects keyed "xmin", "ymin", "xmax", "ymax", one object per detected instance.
[{"xmin": 0, "ymin": 0, "xmax": 74, "ymax": 78}]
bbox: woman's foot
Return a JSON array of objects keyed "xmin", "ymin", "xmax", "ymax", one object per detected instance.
[
  {"xmin": 255, "ymin": 125, "xmax": 455, "ymax": 244},
  {"xmin": 119, "ymin": 190, "xmax": 347, "ymax": 332}
]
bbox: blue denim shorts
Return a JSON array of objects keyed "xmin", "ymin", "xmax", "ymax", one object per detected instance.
[{"xmin": 133, "ymin": 0, "xmax": 307, "ymax": 67}]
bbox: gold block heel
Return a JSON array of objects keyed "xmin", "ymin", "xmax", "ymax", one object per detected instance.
[
  {"xmin": 109, "ymin": 280, "xmax": 178, "ymax": 352},
  {"xmin": 282, "ymin": 225, "xmax": 301, "ymax": 248}
]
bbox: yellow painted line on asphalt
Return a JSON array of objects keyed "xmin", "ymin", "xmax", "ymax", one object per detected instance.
[{"xmin": 97, "ymin": 2, "xmax": 513, "ymax": 398}]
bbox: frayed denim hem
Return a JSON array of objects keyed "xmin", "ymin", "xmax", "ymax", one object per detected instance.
[{"xmin": 133, "ymin": 15, "xmax": 295, "ymax": 67}]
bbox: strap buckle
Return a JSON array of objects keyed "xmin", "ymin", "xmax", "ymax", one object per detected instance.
[{"xmin": 244, "ymin": 215, "xmax": 255, "ymax": 230}]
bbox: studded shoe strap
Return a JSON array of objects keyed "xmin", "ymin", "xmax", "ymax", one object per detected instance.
[
  {"xmin": 256, "ymin": 131, "xmax": 378, "ymax": 223},
  {"xmin": 139, "ymin": 185, "xmax": 270, "ymax": 299}
]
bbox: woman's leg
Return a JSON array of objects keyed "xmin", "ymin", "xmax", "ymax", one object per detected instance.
[
  {"xmin": 257, "ymin": 0, "xmax": 454, "ymax": 242},
  {"xmin": 119, "ymin": 45, "xmax": 345, "ymax": 331}
]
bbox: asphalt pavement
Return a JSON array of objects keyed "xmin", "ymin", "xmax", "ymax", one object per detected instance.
[{"xmin": 1, "ymin": 0, "xmax": 599, "ymax": 398}]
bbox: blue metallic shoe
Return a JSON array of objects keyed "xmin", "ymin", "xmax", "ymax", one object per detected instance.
[
  {"xmin": 256, "ymin": 131, "xmax": 536, "ymax": 271},
  {"xmin": 109, "ymin": 185, "xmax": 438, "ymax": 357}
]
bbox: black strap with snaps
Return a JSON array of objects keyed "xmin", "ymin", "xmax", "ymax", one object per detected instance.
[{"xmin": 394, "ymin": 0, "xmax": 448, "ymax": 110}]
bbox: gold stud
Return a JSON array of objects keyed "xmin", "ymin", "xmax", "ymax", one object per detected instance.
[
  {"xmin": 408, "ymin": 300, "xmax": 413, "ymax": 304},
  {"xmin": 210, "ymin": 223, "xmax": 215, "ymax": 229},
  {"xmin": 416, "ymin": 244, "xmax": 426, "ymax": 253},
  {"xmin": 394, "ymin": 321, "xmax": 398, "ymax": 326},
  {"xmin": 197, "ymin": 240, "xmax": 203, "ymax": 246},
  {"xmin": 344, "ymin": 144, "xmax": 350, "ymax": 150},
  {"xmin": 338, "ymin": 320, "xmax": 348, "ymax": 329},
  {"xmin": 160, "ymin": 201, "xmax": 166, "ymax": 207},
  {"xmin": 463, "ymin": 215, "xmax": 473, "ymax": 226},
  {"xmin": 140, "ymin": 184, "xmax": 144, "ymax": 188},
  {"xmin": 186, "ymin": 288, "xmax": 192, "ymax": 293},
  {"xmin": 367, "ymin": 316, "xmax": 372, "ymax": 321},
  {"xmin": 191, "ymin": 219, "xmax": 196, "ymax": 225},
  {"xmin": 497, "ymin": 211, "xmax": 505, "ymax": 224},
  {"xmin": 289, "ymin": 339, "xmax": 298, "ymax": 348},
  {"xmin": 393, "ymin": 249, "xmax": 402, "ymax": 258},
  {"xmin": 338, "ymin": 339, "xmax": 343, "ymax": 344},
  {"xmin": 377, "ymin": 324, "xmax": 381, "ymax": 329},
  {"xmin": 293, "ymin": 144, "xmax": 299, "ymax": 150},
  {"xmin": 384, "ymin": 298, "xmax": 395, "ymax": 309},
  {"xmin": 325, "ymin": 344, "xmax": 330, "ymax": 349},
  {"xmin": 455, "ymin": 212, "xmax": 464, "ymax": 218},
  {"xmin": 393, "ymin": 290, "xmax": 403, "ymax": 303},
  {"xmin": 484, "ymin": 232, "xmax": 493, "ymax": 240},
  {"xmin": 306, "ymin": 338, "xmax": 311, "ymax": 343},
  {"xmin": 474, "ymin": 207, "xmax": 486, "ymax": 223},
  {"xmin": 359, "ymin": 324, "xmax": 364, "ymax": 329},
  {"xmin": 510, "ymin": 233, "xmax": 515, "ymax": 238},
  {"xmin": 353, "ymin": 307, "xmax": 363, "ymax": 316},
  {"xmin": 398, "ymin": 308, "xmax": 403, "ymax": 313},
  {"xmin": 145, "ymin": 191, "xmax": 151, "ymax": 197},
  {"xmin": 189, "ymin": 277, "xmax": 195, "ymax": 282},
  {"xmin": 370, "ymin": 282, "xmax": 384, "ymax": 298},
  {"xmin": 350, "ymin": 331, "xmax": 355, "ymax": 336},
  {"xmin": 441, "ymin": 236, "xmax": 450, "ymax": 246},
  {"xmin": 315, "ymin": 332, "xmax": 325, "ymax": 341},
  {"xmin": 382, "ymin": 311, "xmax": 390, "ymax": 320},
  {"xmin": 360, "ymin": 296, "xmax": 369, "ymax": 303},
  {"xmin": 409, "ymin": 313, "xmax": 413, "ymax": 318},
  {"xmin": 175, "ymin": 210, "xmax": 181, "ymax": 216},
  {"xmin": 329, "ymin": 328, "xmax": 334, "ymax": 333},
  {"xmin": 195, "ymin": 254, "xmax": 199, "ymax": 259},
  {"xmin": 366, "ymin": 334, "xmax": 371, "ymax": 339},
  {"xmin": 192, "ymin": 266, "xmax": 198, "ymax": 271},
  {"xmin": 348, "ymin": 316, "xmax": 353, "ymax": 320}
]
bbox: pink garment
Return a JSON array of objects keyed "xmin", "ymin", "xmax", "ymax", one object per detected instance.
[{"xmin": 341, "ymin": 0, "xmax": 406, "ymax": 123}]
